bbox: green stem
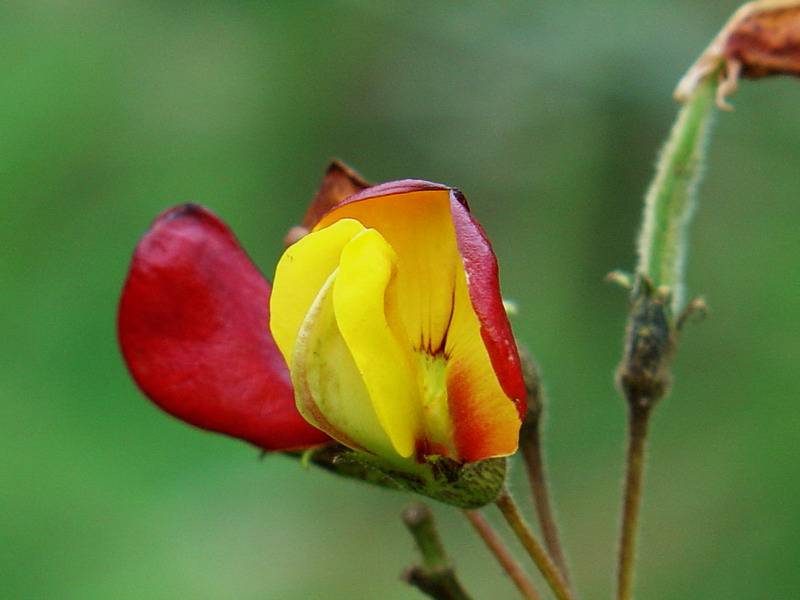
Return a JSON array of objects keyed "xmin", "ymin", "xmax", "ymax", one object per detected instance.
[
  {"xmin": 463, "ymin": 509, "xmax": 543, "ymax": 600},
  {"xmin": 615, "ymin": 71, "xmax": 720, "ymax": 600},
  {"xmin": 636, "ymin": 72, "xmax": 718, "ymax": 314},
  {"xmin": 402, "ymin": 503, "xmax": 473, "ymax": 600},
  {"xmin": 495, "ymin": 490, "xmax": 577, "ymax": 600}
]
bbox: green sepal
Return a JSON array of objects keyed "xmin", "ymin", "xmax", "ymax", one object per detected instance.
[{"xmin": 290, "ymin": 444, "xmax": 507, "ymax": 509}]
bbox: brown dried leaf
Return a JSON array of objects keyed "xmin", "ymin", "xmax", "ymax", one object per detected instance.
[
  {"xmin": 283, "ymin": 160, "xmax": 371, "ymax": 247},
  {"xmin": 301, "ymin": 159, "xmax": 370, "ymax": 229},
  {"xmin": 724, "ymin": 5, "xmax": 800, "ymax": 77},
  {"xmin": 675, "ymin": 0, "xmax": 800, "ymax": 109}
]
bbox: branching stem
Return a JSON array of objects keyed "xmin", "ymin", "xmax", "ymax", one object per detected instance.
[
  {"xmin": 463, "ymin": 509, "xmax": 543, "ymax": 600},
  {"xmin": 402, "ymin": 503, "xmax": 473, "ymax": 600},
  {"xmin": 495, "ymin": 490, "xmax": 577, "ymax": 600}
]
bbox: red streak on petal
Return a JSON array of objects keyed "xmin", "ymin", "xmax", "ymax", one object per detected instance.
[
  {"xmin": 449, "ymin": 195, "xmax": 527, "ymax": 420},
  {"xmin": 445, "ymin": 368, "xmax": 496, "ymax": 462},
  {"xmin": 118, "ymin": 204, "xmax": 330, "ymax": 451}
]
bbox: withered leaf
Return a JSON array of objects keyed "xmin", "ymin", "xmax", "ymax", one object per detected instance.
[
  {"xmin": 724, "ymin": 5, "xmax": 800, "ymax": 77},
  {"xmin": 675, "ymin": 0, "xmax": 800, "ymax": 109}
]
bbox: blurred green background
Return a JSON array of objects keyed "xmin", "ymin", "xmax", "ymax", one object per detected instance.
[{"xmin": 1, "ymin": 1, "xmax": 798, "ymax": 598}]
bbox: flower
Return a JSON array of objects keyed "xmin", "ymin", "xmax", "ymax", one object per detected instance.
[
  {"xmin": 118, "ymin": 162, "xmax": 526, "ymax": 468},
  {"xmin": 270, "ymin": 178, "xmax": 526, "ymax": 464}
]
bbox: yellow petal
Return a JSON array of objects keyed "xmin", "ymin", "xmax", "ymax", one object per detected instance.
[
  {"xmin": 333, "ymin": 229, "xmax": 421, "ymax": 459},
  {"xmin": 270, "ymin": 218, "xmax": 366, "ymax": 363},
  {"xmin": 291, "ymin": 267, "xmax": 397, "ymax": 458},
  {"xmin": 315, "ymin": 190, "xmax": 458, "ymax": 355}
]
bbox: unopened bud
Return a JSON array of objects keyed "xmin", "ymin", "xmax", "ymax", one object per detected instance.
[{"xmin": 616, "ymin": 278, "xmax": 676, "ymax": 412}]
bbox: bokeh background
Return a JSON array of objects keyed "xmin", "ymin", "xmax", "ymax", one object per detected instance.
[{"xmin": 2, "ymin": 1, "xmax": 798, "ymax": 598}]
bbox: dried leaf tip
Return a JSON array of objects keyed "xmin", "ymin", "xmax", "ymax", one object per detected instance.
[{"xmin": 675, "ymin": 0, "xmax": 800, "ymax": 109}]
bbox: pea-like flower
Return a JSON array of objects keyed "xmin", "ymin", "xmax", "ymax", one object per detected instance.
[
  {"xmin": 272, "ymin": 179, "xmax": 526, "ymax": 464},
  {"xmin": 118, "ymin": 164, "xmax": 525, "ymax": 469}
]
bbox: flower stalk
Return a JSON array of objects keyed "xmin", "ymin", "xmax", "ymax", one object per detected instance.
[
  {"xmin": 615, "ymin": 403, "xmax": 652, "ymax": 600},
  {"xmin": 463, "ymin": 508, "xmax": 543, "ymax": 600},
  {"xmin": 517, "ymin": 345, "xmax": 572, "ymax": 587},
  {"xmin": 614, "ymin": 72, "xmax": 720, "ymax": 600},
  {"xmin": 636, "ymin": 69, "xmax": 717, "ymax": 314},
  {"xmin": 495, "ymin": 490, "xmax": 577, "ymax": 600}
]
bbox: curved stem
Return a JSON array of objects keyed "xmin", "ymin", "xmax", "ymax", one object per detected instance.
[
  {"xmin": 495, "ymin": 490, "xmax": 577, "ymax": 600},
  {"xmin": 517, "ymin": 344, "xmax": 572, "ymax": 586},
  {"xmin": 463, "ymin": 509, "xmax": 543, "ymax": 600},
  {"xmin": 520, "ymin": 421, "xmax": 571, "ymax": 586},
  {"xmin": 636, "ymin": 70, "xmax": 718, "ymax": 313}
]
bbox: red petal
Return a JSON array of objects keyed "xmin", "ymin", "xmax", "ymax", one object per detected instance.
[
  {"xmin": 118, "ymin": 204, "xmax": 330, "ymax": 451},
  {"xmin": 449, "ymin": 195, "xmax": 527, "ymax": 420}
]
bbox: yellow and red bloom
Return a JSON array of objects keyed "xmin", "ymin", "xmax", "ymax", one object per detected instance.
[
  {"xmin": 271, "ymin": 180, "xmax": 526, "ymax": 464},
  {"xmin": 118, "ymin": 165, "xmax": 525, "ymax": 467}
]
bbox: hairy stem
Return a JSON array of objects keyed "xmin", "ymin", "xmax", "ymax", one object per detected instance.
[
  {"xmin": 517, "ymin": 344, "xmax": 572, "ymax": 585},
  {"xmin": 615, "ymin": 404, "xmax": 652, "ymax": 600},
  {"xmin": 615, "ymin": 71, "xmax": 720, "ymax": 600},
  {"xmin": 520, "ymin": 416, "xmax": 572, "ymax": 586},
  {"xmin": 495, "ymin": 490, "xmax": 577, "ymax": 600},
  {"xmin": 636, "ymin": 71, "xmax": 717, "ymax": 313},
  {"xmin": 463, "ymin": 509, "xmax": 543, "ymax": 600}
]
